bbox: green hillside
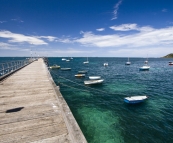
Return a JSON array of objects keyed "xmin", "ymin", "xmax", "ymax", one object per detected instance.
[{"xmin": 163, "ymin": 53, "xmax": 173, "ymax": 58}]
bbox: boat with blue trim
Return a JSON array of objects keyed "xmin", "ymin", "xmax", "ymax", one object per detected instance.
[{"xmin": 124, "ymin": 96, "xmax": 148, "ymax": 104}]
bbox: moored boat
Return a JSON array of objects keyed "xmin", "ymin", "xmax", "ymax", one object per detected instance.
[
  {"xmin": 139, "ymin": 65, "xmax": 150, "ymax": 70},
  {"xmin": 125, "ymin": 57, "xmax": 131, "ymax": 65},
  {"xmin": 78, "ymin": 71, "xmax": 88, "ymax": 74},
  {"xmin": 83, "ymin": 57, "xmax": 89, "ymax": 64},
  {"xmin": 169, "ymin": 62, "xmax": 173, "ymax": 65},
  {"xmin": 124, "ymin": 96, "xmax": 148, "ymax": 104},
  {"xmin": 104, "ymin": 63, "xmax": 108, "ymax": 66},
  {"xmin": 75, "ymin": 74, "xmax": 85, "ymax": 77},
  {"xmin": 89, "ymin": 76, "xmax": 101, "ymax": 80},
  {"xmin": 62, "ymin": 58, "xmax": 66, "ymax": 61},
  {"xmin": 84, "ymin": 79, "xmax": 104, "ymax": 85},
  {"xmin": 61, "ymin": 68, "xmax": 71, "ymax": 71},
  {"xmin": 49, "ymin": 64, "xmax": 60, "ymax": 69}
]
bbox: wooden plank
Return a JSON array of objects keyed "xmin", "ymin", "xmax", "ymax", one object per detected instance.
[
  {"xmin": 0, "ymin": 58, "xmax": 87, "ymax": 143},
  {"xmin": 0, "ymin": 115, "xmax": 64, "ymax": 135}
]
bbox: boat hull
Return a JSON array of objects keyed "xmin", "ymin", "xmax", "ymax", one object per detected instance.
[
  {"xmin": 84, "ymin": 79, "xmax": 104, "ymax": 85},
  {"xmin": 78, "ymin": 71, "xmax": 87, "ymax": 74},
  {"xmin": 89, "ymin": 76, "xmax": 101, "ymax": 80},
  {"xmin": 124, "ymin": 96, "xmax": 148, "ymax": 104},
  {"xmin": 61, "ymin": 68, "xmax": 71, "ymax": 71},
  {"xmin": 75, "ymin": 74, "xmax": 85, "ymax": 77},
  {"xmin": 83, "ymin": 61, "xmax": 89, "ymax": 64},
  {"xmin": 125, "ymin": 62, "xmax": 131, "ymax": 65},
  {"xmin": 139, "ymin": 66, "xmax": 150, "ymax": 71}
]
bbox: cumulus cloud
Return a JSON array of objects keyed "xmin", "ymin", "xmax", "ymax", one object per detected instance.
[
  {"xmin": 0, "ymin": 42, "xmax": 29, "ymax": 51},
  {"xmin": 54, "ymin": 48, "xmax": 94, "ymax": 54},
  {"xmin": 11, "ymin": 18, "xmax": 24, "ymax": 23},
  {"xmin": 0, "ymin": 21, "xmax": 6, "ymax": 23},
  {"xmin": 74, "ymin": 24, "xmax": 173, "ymax": 49},
  {"xmin": 36, "ymin": 36, "xmax": 56, "ymax": 41},
  {"xmin": 96, "ymin": 28, "xmax": 105, "ymax": 31},
  {"xmin": 111, "ymin": 0, "xmax": 123, "ymax": 20},
  {"xmin": 110, "ymin": 24, "xmax": 154, "ymax": 32},
  {"xmin": 0, "ymin": 30, "xmax": 48, "ymax": 45}
]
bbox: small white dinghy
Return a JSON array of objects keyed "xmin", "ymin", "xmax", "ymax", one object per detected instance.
[
  {"xmin": 78, "ymin": 71, "xmax": 88, "ymax": 74},
  {"xmin": 169, "ymin": 62, "xmax": 173, "ymax": 65},
  {"xmin": 62, "ymin": 58, "xmax": 66, "ymax": 61},
  {"xmin": 125, "ymin": 57, "xmax": 131, "ymax": 65},
  {"xmin": 89, "ymin": 76, "xmax": 101, "ymax": 80},
  {"xmin": 83, "ymin": 57, "xmax": 89, "ymax": 64},
  {"xmin": 84, "ymin": 79, "xmax": 104, "ymax": 85},
  {"xmin": 124, "ymin": 96, "xmax": 148, "ymax": 104},
  {"xmin": 104, "ymin": 63, "xmax": 108, "ymax": 66},
  {"xmin": 139, "ymin": 65, "xmax": 150, "ymax": 70},
  {"xmin": 61, "ymin": 68, "xmax": 71, "ymax": 71},
  {"xmin": 75, "ymin": 74, "xmax": 85, "ymax": 77},
  {"xmin": 49, "ymin": 64, "xmax": 60, "ymax": 69}
]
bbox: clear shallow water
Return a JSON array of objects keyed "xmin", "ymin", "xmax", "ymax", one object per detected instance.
[
  {"xmin": 48, "ymin": 57, "xmax": 173, "ymax": 143},
  {"xmin": 1, "ymin": 57, "xmax": 173, "ymax": 143}
]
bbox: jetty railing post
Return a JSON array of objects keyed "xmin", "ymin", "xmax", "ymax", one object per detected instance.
[
  {"xmin": 0, "ymin": 58, "xmax": 33, "ymax": 78},
  {"xmin": 7, "ymin": 63, "xmax": 10, "ymax": 73},
  {"xmin": 2, "ymin": 64, "xmax": 4, "ymax": 75}
]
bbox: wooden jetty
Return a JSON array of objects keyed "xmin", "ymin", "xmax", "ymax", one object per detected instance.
[{"xmin": 0, "ymin": 58, "xmax": 87, "ymax": 143}]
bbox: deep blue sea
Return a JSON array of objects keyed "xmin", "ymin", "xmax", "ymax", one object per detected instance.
[{"xmin": 1, "ymin": 57, "xmax": 173, "ymax": 143}]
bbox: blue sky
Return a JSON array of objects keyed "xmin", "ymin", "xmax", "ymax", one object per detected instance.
[{"xmin": 0, "ymin": 0, "xmax": 173, "ymax": 57}]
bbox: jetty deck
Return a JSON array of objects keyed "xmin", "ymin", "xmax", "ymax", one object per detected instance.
[{"xmin": 0, "ymin": 58, "xmax": 87, "ymax": 143}]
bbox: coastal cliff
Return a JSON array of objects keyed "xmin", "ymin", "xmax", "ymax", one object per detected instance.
[{"xmin": 163, "ymin": 53, "xmax": 173, "ymax": 58}]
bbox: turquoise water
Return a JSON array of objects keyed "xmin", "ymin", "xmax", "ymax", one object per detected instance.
[
  {"xmin": 1, "ymin": 57, "xmax": 173, "ymax": 143},
  {"xmin": 48, "ymin": 57, "xmax": 173, "ymax": 143}
]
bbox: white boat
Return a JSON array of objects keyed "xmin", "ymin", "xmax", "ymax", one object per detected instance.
[
  {"xmin": 62, "ymin": 58, "xmax": 66, "ymax": 61},
  {"xmin": 78, "ymin": 71, "xmax": 88, "ymax": 74},
  {"xmin": 140, "ymin": 58, "xmax": 150, "ymax": 70},
  {"xmin": 89, "ymin": 76, "xmax": 101, "ymax": 80},
  {"xmin": 169, "ymin": 62, "xmax": 173, "ymax": 65},
  {"xmin": 124, "ymin": 96, "xmax": 148, "ymax": 104},
  {"xmin": 75, "ymin": 74, "xmax": 85, "ymax": 77},
  {"xmin": 104, "ymin": 63, "xmax": 108, "ymax": 66},
  {"xmin": 84, "ymin": 79, "xmax": 104, "ymax": 85},
  {"xmin": 125, "ymin": 57, "xmax": 131, "ymax": 65},
  {"xmin": 61, "ymin": 68, "xmax": 71, "ymax": 71},
  {"xmin": 66, "ymin": 59, "xmax": 70, "ymax": 62},
  {"xmin": 70, "ymin": 57, "xmax": 73, "ymax": 60},
  {"xmin": 144, "ymin": 60, "xmax": 148, "ymax": 64},
  {"xmin": 83, "ymin": 57, "xmax": 89, "ymax": 64},
  {"xmin": 49, "ymin": 64, "xmax": 60, "ymax": 69},
  {"xmin": 139, "ymin": 65, "xmax": 150, "ymax": 70}
]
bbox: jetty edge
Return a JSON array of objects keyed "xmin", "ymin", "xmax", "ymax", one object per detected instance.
[
  {"xmin": 46, "ymin": 59, "xmax": 88, "ymax": 143},
  {"xmin": 0, "ymin": 58, "xmax": 87, "ymax": 143}
]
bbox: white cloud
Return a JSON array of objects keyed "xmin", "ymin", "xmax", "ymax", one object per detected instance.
[
  {"xmin": 162, "ymin": 9, "xmax": 167, "ymax": 12},
  {"xmin": 111, "ymin": 0, "xmax": 123, "ymax": 20},
  {"xmin": 37, "ymin": 36, "xmax": 56, "ymax": 41},
  {"xmin": 0, "ymin": 42, "xmax": 29, "ymax": 51},
  {"xmin": 108, "ymin": 47, "xmax": 173, "ymax": 57},
  {"xmin": 74, "ymin": 25, "xmax": 173, "ymax": 49},
  {"xmin": 110, "ymin": 24, "xmax": 138, "ymax": 31},
  {"xmin": 55, "ymin": 38, "xmax": 73, "ymax": 43},
  {"xmin": 96, "ymin": 28, "xmax": 105, "ymax": 31},
  {"xmin": 11, "ymin": 19, "xmax": 24, "ymax": 23},
  {"xmin": 0, "ymin": 21, "xmax": 6, "ymax": 23},
  {"xmin": 110, "ymin": 24, "xmax": 154, "ymax": 31},
  {"xmin": 0, "ymin": 30, "xmax": 48, "ymax": 45},
  {"xmin": 54, "ymin": 48, "xmax": 94, "ymax": 54}
]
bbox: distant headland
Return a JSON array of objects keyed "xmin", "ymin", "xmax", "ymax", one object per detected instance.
[{"xmin": 163, "ymin": 53, "xmax": 173, "ymax": 58}]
